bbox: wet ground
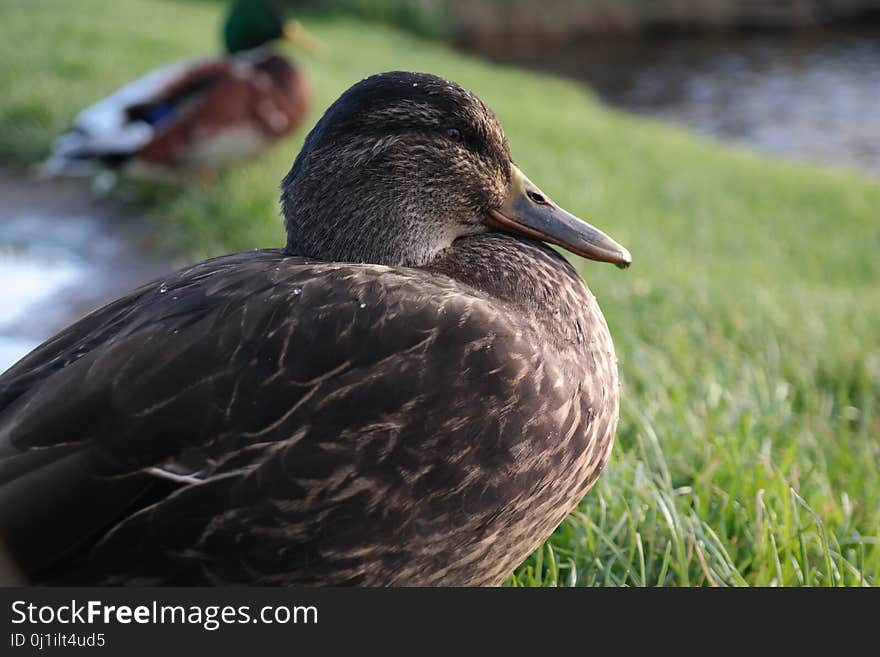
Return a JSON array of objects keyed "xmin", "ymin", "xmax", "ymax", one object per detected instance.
[
  {"xmin": 0, "ymin": 169, "xmax": 174, "ymax": 373},
  {"xmin": 479, "ymin": 27, "xmax": 880, "ymax": 175}
]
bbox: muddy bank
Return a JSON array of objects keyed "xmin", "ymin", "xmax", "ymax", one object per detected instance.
[
  {"xmin": 451, "ymin": 0, "xmax": 880, "ymax": 47},
  {"xmin": 299, "ymin": 1, "xmax": 880, "ymax": 43},
  {"xmin": 0, "ymin": 169, "xmax": 176, "ymax": 372}
]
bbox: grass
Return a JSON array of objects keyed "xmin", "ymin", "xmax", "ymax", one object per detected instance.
[{"xmin": 1, "ymin": 0, "xmax": 878, "ymax": 586}]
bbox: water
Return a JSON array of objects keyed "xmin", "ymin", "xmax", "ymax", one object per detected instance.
[
  {"xmin": 0, "ymin": 170, "xmax": 173, "ymax": 373},
  {"xmin": 0, "ymin": 248, "xmax": 81, "ymax": 368},
  {"xmin": 480, "ymin": 28, "xmax": 880, "ymax": 175}
]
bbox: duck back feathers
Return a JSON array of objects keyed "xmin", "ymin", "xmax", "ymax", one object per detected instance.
[{"xmin": 0, "ymin": 235, "xmax": 618, "ymax": 585}]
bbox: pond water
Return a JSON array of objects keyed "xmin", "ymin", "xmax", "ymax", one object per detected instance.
[
  {"xmin": 480, "ymin": 28, "xmax": 880, "ymax": 175},
  {"xmin": 0, "ymin": 170, "xmax": 174, "ymax": 373}
]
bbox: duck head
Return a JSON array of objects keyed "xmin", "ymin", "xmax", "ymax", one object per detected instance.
[
  {"xmin": 223, "ymin": 0, "xmax": 322, "ymax": 54},
  {"xmin": 281, "ymin": 71, "xmax": 631, "ymax": 269}
]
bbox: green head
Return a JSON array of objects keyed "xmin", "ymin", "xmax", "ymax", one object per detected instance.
[{"xmin": 223, "ymin": 0, "xmax": 321, "ymax": 54}]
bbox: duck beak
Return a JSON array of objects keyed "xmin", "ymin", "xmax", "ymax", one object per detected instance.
[
  {"xmin": 282, "ymin": 20, "xmax": 325, "ymax": 54},
  {"xmin": 486, "ymin": 164, "xmax": 632, "ymax": 269}
]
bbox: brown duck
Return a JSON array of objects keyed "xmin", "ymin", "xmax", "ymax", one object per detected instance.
[
  {"xmin": 41, "ymin": 0, "xmax": 318, "ymax": 181},
  {"xmin": 0, "ymin": 71, "xmax": 631, "ymax": 586}
]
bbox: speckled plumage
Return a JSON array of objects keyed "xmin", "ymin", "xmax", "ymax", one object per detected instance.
[{"xmin": 0, "ymin": 72, "xmax": 626, "ymax": 586}]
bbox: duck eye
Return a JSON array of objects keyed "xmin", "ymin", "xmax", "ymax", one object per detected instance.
[{"xmin": 445, "ymin": 128, "xmax": 462, "ymax": 142}]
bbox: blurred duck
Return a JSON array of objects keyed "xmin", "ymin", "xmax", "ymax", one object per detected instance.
[
  {"xmin": 42, "ymin": 0, "xmax": 320, "ymax": 182},
  {"xmin": 3, "ymin": 72, "xmax": 631, "ymax": 586}
]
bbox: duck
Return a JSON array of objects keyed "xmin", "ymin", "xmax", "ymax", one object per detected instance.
[
  {"xmin": 0, "ymin": 71, "xmax": 631, "ymax": 586},
  {"xmin": 40, "ymin": 0, "xmax": 319, "ymax": 182}
]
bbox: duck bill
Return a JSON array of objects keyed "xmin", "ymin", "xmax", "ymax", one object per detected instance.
[
  {"xmin": 282, "ymin": 20, "xmax": 325, "ymax": 54},
  {"xmin": 486, "ymin": 165, "xmax": 631, "ymax": 269}
]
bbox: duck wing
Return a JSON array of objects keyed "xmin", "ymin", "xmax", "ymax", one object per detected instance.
[
  {"xmin": 0, "ymin": 249, "xmax": 551, "ymax": 585},
  {"xmin": 0, "ymin": 249, "xmax": 263, "ymax": 576}
]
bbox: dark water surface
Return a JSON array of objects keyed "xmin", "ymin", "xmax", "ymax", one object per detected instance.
[{"xmin": 482, "ymin": 28, "xmax": 880, "ymax": 175}]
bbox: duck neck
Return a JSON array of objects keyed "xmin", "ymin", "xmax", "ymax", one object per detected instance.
[
  {"xmin": 282, "ymin": 165, "xmax": 470, "ymax": 267},
  {"xmin": 426, "ymin": 233, "xmax": 597, "ymax": 350},
  {"xmin": 285, "ymin": 210, "xmax": 460, "ymax": 267}
]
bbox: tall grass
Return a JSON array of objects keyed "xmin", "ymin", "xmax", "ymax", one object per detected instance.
[{"xmin": 0, "ymin": 0, "xmax": 877, "ymax": 585}]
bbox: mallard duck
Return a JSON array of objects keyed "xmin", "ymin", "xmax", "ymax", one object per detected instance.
[
  {"xmin": 0, "ymin": 72, "xmax": 631, "ymax": 586},
  {"xmin": 41, "ymin": 0, "xmax": 319, "ymax": 181}
]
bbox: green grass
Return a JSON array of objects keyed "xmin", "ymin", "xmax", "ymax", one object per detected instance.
[{"xmin": 1, "ymin": 0, "xmax": 878, "ymax": 586}]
